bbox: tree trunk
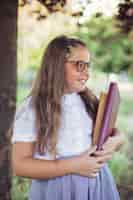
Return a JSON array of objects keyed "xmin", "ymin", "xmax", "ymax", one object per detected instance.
[{"xmin": 0, "ymin": 0, "xmax": 18, "ymax": 199}]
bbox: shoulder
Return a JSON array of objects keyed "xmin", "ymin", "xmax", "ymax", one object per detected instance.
[{"xmin": 12, "ymin": 96, "xmax": 37, "ymax": 143}]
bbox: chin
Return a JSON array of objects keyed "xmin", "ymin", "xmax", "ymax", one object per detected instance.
[{"xmin": 77, "ymin": 87, "xmax": 86, "ymax": 93}]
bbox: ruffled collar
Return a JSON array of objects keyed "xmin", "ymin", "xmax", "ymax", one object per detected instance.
[{"xmin": 61, "ymin": 92, "xmax": 80, "ymax": 107}]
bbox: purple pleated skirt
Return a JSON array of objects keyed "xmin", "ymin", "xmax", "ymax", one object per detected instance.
[{"xmin": 28, "ymin": 158, "xmax": 120, "ymax": 200}]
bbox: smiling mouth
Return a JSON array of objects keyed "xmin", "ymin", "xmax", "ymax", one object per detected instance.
[
  {"xmin": 79, "ymin": 79, "xmax": 86, "ymax": 83},
  {"xmin": 76, "ymin": 79, "xmax": 86, "ymax": 86},
  {"xmin": 80, "ymin": 80, "xmax": 86, "ymax": 84}
]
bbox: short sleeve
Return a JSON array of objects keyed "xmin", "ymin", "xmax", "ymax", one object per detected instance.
[{"xmin": 11, "ymin": 96, "xmax": 37, "ymax": 144}]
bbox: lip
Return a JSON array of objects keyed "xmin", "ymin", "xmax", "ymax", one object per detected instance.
[
  {"xmin": 77, "ymin": 80, "xmax": 86, "ymax": 85},
  {"xmin": 79, "ymin": 79, "xmax": 87, "ymax": 82},
  {"xmin": 80, "ymin": 80, "xmax": 86, "ymax": 83}
]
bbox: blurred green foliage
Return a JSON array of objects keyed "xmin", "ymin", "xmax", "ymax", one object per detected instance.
[
  {"xmin": 17, "ymin": 16, "xmax": 133, "ymax": 84},
  {"xmin": 76, "ymin": 16, "xmax": 133, "ymax": 76},
  {"xmin": 12, "ymin": 177, "xmax": 29, "ymax": 200}
]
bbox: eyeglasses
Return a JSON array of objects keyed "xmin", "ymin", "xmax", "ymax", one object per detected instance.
[{"xmin": 66, "ymin": 60, "xmax": 91, "ymax": 72}]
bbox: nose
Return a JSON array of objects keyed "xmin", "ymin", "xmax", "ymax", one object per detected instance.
[
  {"xmin": 82, "ymin": 68, "xmax": 89, "ymax": 75},
  {"xmin": 80, "ymin": 72, "xmax": 89, "ymax": 81}
]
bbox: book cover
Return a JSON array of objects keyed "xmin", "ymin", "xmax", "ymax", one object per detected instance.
[{"xmin": 96, "ymin": 82, "xmax": 120, "ymax": 150}]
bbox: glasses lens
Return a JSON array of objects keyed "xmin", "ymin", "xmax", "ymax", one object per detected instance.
[
  {"xmin": 77, "ymin": 61, "xmax": 84, "ymax": 72},
  {"xmin": 77, "ymin": 61, "xmax": 89, "ymax": 72}
]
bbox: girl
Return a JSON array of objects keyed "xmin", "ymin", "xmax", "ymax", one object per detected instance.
[{"xmin": 11, "ymin": 35, "xmax": 124, "ymax": 200}]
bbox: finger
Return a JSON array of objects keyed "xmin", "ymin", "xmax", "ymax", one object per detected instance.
[
  {"xmin": 95, "ymin": 150, "xmax": 113, "ymax": 156},
  {"xmin": 93, "ymin": 169, "xmax": 99, "ymax": 173},
  {"xmin": 103, "ymin": 137, "xmax": 114, "ymax": 146},
  {"xmin": 94, "ymin": 165, "xmax": 104, "ymax": 172},
  {"xmin": 103, "ymin": 155, "xmax": 113, "ymax": 161},
  {"xmin": 94, "ymin": 150, "xmax": 105, "ymax": 156},
  {"xmin": 97, "ymin": 163, "xmax": 105, "ymax": 169},
  {"xmin": 89, "ymin": 173, "xmax": 99, "ymax": 178},
  {"xmin": 96, "ymin": 154, "xmax": 112, "ymax": 163},
  {"xmin": 102, "ymin": 143, "xmax": 112, "ymax": 149},
  {"xmin": 102, "ymin": 147, "xmax": 114, "ymax": 154},
  {"xmin": 88, "ymin": 145, "xmax": 97, "ymax": 155}
]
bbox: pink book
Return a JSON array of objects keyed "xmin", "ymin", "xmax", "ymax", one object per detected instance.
[{"xmin": 96, "ymin": 82, "xmax": 121, "ymax": 150}]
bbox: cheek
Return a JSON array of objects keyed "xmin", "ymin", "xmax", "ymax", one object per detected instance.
[{"xmin": 65, "ymin": 70, "xmax": 79, "ymax": 84}]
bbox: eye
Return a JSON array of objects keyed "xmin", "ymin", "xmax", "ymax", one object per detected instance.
[{"xmin": 77, "ymin": 61, "xmax": 84, "ymax": 71}]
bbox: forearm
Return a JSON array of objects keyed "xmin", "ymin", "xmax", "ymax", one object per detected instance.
[{"xmin": 12, "ymin": 156, "xmax": 77, "ymax": 179}]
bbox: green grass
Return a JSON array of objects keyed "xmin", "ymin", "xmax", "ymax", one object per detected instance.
[
  {"xmin": 12, "ymin": 177, "xmax": 30, "ymax": 200},
  {"xmin": 109, "ymin": 152, "xmax": 129, "ymax": 184}
]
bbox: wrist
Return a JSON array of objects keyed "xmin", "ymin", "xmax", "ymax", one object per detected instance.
[{"xmin": 55, "ymin": 156, "xmax": 79, "ymax": 176}]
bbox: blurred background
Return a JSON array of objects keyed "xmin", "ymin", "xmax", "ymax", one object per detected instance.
[{"xmin": 12, "ymin": 0, "xmax": 133, "ymax": 199}]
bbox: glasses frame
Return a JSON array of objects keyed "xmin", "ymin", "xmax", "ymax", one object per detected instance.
[{"xmin": 65, "ymin": 60, "xmax": 91, "ymax": 72}]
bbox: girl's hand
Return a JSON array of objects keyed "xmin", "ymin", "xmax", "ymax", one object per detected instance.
[
  {"xmin": 74, "ymin": 146, "xmax": 112, "ymax": 178},
  {"xmin": 94, "ymin": 128, "xmax": 125, "ymax": 161}
]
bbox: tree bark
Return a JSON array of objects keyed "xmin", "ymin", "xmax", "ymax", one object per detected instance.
[{"xmin": 0, "ymin": 0, "xmax": 18, "ymax": 199}]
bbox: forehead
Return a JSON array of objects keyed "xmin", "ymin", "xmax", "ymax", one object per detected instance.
[{"xmin": 68, "ymin": 46, "xmax": 90, "ymax": 61}]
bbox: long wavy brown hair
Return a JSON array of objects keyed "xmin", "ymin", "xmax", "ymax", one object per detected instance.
[{"xmin": 30, "ymin": 35, "xmax": 99, "ymax": 157}]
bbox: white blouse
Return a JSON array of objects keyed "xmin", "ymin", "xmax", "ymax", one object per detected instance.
[{"xmin": 12, "ymin": 92, "xmax": 93, "ymax": 160}]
